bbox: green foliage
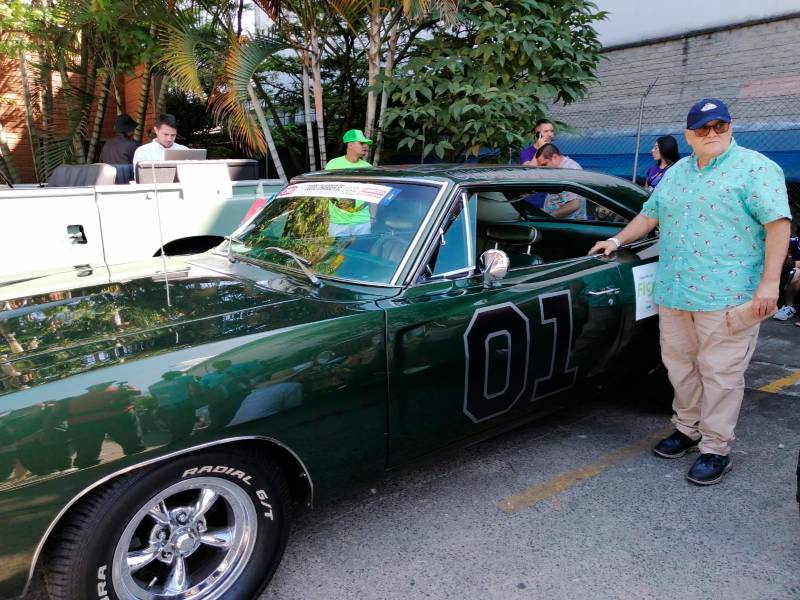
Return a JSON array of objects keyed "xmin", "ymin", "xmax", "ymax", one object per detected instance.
[
  {"xmin": 381, "ymin": 0, "xmax": 606, "ymax": 160},
  {"xmin": 0, "ymin": 0, "xmax": 164, "ymax": 179}
]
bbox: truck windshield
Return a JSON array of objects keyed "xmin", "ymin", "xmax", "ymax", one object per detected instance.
[{"xmin": 231, "ymin": 181, "xmax": 441, "ymax": 284}]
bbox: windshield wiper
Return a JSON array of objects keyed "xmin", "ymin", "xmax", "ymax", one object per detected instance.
[
  {"xmin": 260, "ymin": 246, "xmax": 321, "ymax": 286},
  {"xmin": 223, "ymin": 235, "xmax": 246, "ymax": 263}
]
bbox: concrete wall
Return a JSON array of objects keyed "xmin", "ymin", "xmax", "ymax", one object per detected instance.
[
  {"xmin": 551, "ymin": 15, "xmax": 800, "ymax": 132},
  {"xmin": 593, "ymin": 0, "xmax": 799, "ymax": 48}
]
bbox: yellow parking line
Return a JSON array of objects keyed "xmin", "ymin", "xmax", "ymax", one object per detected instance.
[
  {"xmin": 497, "ymin": 426, "xmax": 673, "ymax": 514},
  {"xmin": 498, "ymin": 368, "xmax": 799, "ymax": 515},
  {"xmin": 756, "ymin": 369, "xmax": 800, "ymax": 394}
]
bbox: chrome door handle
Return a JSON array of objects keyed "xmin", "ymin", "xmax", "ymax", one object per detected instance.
[
  {"xmin": 67, "ymin": 224, "xmax": 87, "ymax": 244},
  {"xmin": 588, "ymin": 287, "xmax": 620, "ymax": 296}
]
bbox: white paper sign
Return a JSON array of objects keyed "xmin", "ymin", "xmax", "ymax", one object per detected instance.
[
  {"xmin": 632, "ymin": 262, "xmax": 658, "ymax": 320},
  {"xmin": 176, "ymin": 163, "xmax": 232, "ymax": 202},
  {"xmin": 277, "ymin": 181, "xmax": 393, "ymax": 204}
]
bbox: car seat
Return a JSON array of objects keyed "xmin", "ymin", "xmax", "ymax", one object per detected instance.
[{"xmin": 484, "ymin": 223, "xmax": 543, "ymax": 268}]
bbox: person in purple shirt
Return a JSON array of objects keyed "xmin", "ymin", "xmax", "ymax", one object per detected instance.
[
  {"xmin": 520, "ymin": 119, "xmax": 555, "ymax": 165},
  {"xmin": 644, "ymin": 135, "xmax": 680, "ymax": 190}
]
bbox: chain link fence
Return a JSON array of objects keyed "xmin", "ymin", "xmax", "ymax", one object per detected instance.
[{"xmin": 550, "ymin": 95, "xmax": 800, "ymax": 224}]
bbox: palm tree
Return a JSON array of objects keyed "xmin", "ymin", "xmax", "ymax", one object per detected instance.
[
  {"xmin": 329, "ymin": 0, "xmax": 459, "ymax": 161},
  {"xmin": 158, "ymin": 19, "xmax": 289, "ymax": 182},
  {"xmin": 274, "ymin": 0, "xmax": 329, "ymax": 169}
]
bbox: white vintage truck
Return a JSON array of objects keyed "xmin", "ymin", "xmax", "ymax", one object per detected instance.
[{"xmin": 1, "ymin": 160, "xmax": 283, "ymax": 293}]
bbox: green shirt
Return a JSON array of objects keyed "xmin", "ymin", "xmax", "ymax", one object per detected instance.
[
  {"xmin": 639, "ymin": 139, "xmax": 790, "ymax": 311},
  {"xmin": 325, "ymin": 155, "xmax": 372, "ymax": 224},
  {"xmin": 325, "ymin": 156, "xmax": 371, "ymax": 170}
]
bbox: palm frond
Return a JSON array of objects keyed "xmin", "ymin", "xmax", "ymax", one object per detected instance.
[
  {"xmin": 156, "ymin": 18, "xmax": 219, "ymax": 96},
  {"xmin": 251, "ymin": 0, "xmax": 282, "ymax": 21},
  {"xmin": 403, "ymin": 0, "xmax": 459, "ymax": 23},
  {"xmin": 209, "ymin": 35, "xmax": 288, "ymax": 155},
  {"xmin": 327, "ymin": 0, "xmax": 372, "ymax": 29}
]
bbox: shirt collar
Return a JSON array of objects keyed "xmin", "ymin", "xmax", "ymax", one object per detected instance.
[{"xmin": 691, "ymin": 138, "xmax": 737, "ymax": 172}]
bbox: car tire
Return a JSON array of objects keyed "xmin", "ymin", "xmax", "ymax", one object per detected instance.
[{"xmin": 43, "ymin": 448, "xmax": 290, "ymax": 600}]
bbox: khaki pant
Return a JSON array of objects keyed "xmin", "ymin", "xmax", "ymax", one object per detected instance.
[{"xmin": 659, "ymin": 306, "xmax": 760, "ymax": 455}]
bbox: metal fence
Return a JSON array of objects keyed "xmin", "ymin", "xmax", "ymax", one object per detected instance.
[{"xmin": 549, "ymin": 94, "xmax": 800, "ymax": 222}]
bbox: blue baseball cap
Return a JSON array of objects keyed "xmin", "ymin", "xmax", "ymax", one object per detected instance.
[{"xmin": 686, "ymin": 98, "xmax": 731, "ymax": 129}]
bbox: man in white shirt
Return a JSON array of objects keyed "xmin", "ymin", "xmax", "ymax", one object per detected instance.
[{"xmin": 132, "ymin": 113, "xmax": 188, "ymax": 166}]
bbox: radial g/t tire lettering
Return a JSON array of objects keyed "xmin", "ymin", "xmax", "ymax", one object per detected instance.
[{"xmin": 43, "ymin": 448, "xmax": 291, "ymax": 600}]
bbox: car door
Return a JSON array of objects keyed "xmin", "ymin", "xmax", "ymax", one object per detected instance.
[
  {"xmin": 0, "ymin": 187, "xmax": 106, "ymax": 284},
  {"xmin": 508, "ymin": 181, "xmax": 661, "ymax": 382},
  {"xmin": 382, "ymin": 191, "xmax": 628, "ymax": 466}
]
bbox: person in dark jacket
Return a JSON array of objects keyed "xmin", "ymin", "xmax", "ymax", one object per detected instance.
[{"xmin": 99, "ymin": 114, "xmax": 138, "ymax": 164}]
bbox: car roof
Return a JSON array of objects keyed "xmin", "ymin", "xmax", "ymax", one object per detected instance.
[{"xmin": 297, "ymin": 164, "xmax": 649, "ymax": 214}]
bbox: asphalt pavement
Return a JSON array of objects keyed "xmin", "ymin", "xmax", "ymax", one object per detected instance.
[{"xmin": 262, "ymin": 319, "xmax": 800, "ymax": 600}]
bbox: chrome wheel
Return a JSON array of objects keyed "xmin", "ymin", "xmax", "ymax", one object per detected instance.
[{"xmin": 111, "ymin": 476, "xmax": 258, "ymax": 600}]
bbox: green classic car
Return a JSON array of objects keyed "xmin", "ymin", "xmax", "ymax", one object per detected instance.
[{"xmin": 0, "ymin": 165, "xmax": 660, "ymax": 600}]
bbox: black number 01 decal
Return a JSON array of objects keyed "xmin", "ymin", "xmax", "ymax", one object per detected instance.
[{"xmin": 463, "ymin": 291, "xmax": 577, "ymax": 423}]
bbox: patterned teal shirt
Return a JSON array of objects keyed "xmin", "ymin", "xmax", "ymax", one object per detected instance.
[{"xmin": 639, "ymin": 139, "xmax": 790, "ymax": 311}]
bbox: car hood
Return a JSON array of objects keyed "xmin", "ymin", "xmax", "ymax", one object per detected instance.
[{"xmin": 0, "ymin": 255, "xmax": 391, "ymax": 396}]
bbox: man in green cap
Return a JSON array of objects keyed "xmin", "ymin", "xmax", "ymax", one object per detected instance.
[
  {"xmin": 326, "ymin": 129, "xmax": 373, "ymax": 169},
  {"xmin": 326, "ymin": 129, "xmax": 374, "ymax": 235}
]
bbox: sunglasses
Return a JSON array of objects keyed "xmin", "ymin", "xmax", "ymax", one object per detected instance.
[{"xmin": 693, "ymin": 122, "xmax": 730, "ymax": 137}]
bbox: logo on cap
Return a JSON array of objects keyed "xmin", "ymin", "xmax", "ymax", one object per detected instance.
[{"xmin": 700, "ymin": 103, "xmax": 718, "ymax": 112}]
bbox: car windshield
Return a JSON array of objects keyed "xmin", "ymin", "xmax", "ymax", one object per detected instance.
[{"xmin": 231, "ymin": 180, "xmax": 442, "ymax": 284}]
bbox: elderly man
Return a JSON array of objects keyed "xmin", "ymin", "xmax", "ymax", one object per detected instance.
[
  {"xmin": 590, "ymin": 98, "xmax": 790, "ymax": 485},
  {"xmin": 132, "ymin": 113, "xmax": 188, "ymax": 167}
]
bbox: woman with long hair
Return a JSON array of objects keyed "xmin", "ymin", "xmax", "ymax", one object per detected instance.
[{"xmin": 645, "ymin": 135, "xmax": 680, "ymax": 190}]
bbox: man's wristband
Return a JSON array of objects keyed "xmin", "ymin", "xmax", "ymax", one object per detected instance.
[{"xmin": 607, "ymin": 237, "xmax": 621, "ymax": 249}]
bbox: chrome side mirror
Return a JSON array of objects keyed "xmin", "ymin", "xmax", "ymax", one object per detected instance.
[{"xmin": 480, "ymin": 249, "xmax": 509, "ymax": 288}]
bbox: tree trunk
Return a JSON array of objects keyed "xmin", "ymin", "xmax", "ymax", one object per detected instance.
[
  {"xmin": 56, "ymin": 57, "xmax": 88, "ymax": 164},
  {"xmin": 113, "ymin": 75, "xmax": 123, "ymax": 114},
  {"xmin": 87, "ymin": 73, "xmax": 112, "ymax": 163},
  {"xmin": 247, "ymin": 84, "xmax": 287, "ymax": 183},
  {"xmin": 134, "ymin": 27, "xmax": 157, "ymax": 144},
  {"xmin": 363, "ymin": 0, "xmax": 382, "ymax": 145},
  {"xmin": 0, "ymin": 323, "xmax": 24, "ymax": 354},
  {"xmin": 76, "ymin": 54, "xmax": 98, "ymax": 163},
  {"xmin": 255, "ymin": 79, "xmax": 304, "ymax": 175},
  {"xmin": 301, "ymin": 51, "xmax": 316, "ymax": 171},
  {"xmin": 134, "ymin": 63, "xmax": 152, "ymax": 145},
  {"xmin": 155, "ymin": 75, "xmax": 169, "ymax": 115},
  {"xmin": 77, "ymin": 32, "xmax": 97, "ymax": 151},
  {"xmin": 18, "ymin": 51, "xmax": 41, "ymax": 182},
  {"xmin": 0, "ymin": 137, "xmax": 21, "ymax": 183},
  {"xmin": 309, "ymin": 25, "xmax": 326, "ymax": 168},
  {"xmin": 373, "ymin": 17, "xmax": 399, "ymax": 166}
]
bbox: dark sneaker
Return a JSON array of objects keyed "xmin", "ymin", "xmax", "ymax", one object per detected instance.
[
  {"xmin": 687, "ymin": 453, "xmax": 732, "ymax": 485},
  {"xmin": 653, "ymin": 430, "xmax": 699, "ymax": 459}
]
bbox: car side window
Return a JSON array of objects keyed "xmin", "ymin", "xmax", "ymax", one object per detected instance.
[
  {"xmin": 429, "ymin": 193, "xmax": 478, "ymax": 277},
  {"xmin": 474, "ymin": 186, "xmax": 629, "ymax": 267},
  {"xmin": 511, "ymin": 188, "xmax": 627, "ymax": 223}
]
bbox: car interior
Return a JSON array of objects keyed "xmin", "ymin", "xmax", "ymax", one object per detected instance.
[{"xmin": 473, "ymin": 188, "xmax": 628, "ymax": 268}]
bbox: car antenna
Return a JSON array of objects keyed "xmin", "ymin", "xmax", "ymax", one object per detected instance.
[{"xmin": 150, "ymin": 161, "xmax": 171, "ymax": 307}]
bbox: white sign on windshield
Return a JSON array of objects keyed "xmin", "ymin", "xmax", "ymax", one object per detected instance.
[{"xmin": 277, "ymin": 181, "xmax": 394, "ymax": 204}]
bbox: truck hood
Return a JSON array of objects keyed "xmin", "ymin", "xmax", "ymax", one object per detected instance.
[{"xmin": 0, "ymin": 256, "xmax": 386, "ymax": 396}]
